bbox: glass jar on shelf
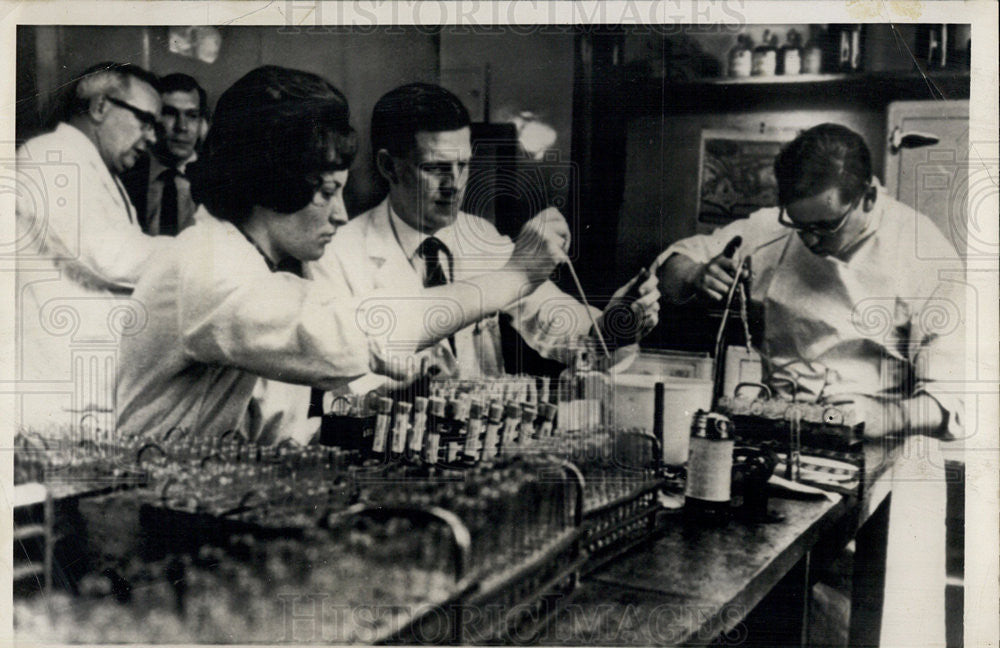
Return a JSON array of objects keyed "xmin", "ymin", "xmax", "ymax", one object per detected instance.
[
  {"xmin": 802, "ymin": 27, "xmax": 825, "ymax": 74},
  {"xmin": 780, "ymin": 29, "xmax": 803, "ymax": 75},
  {"xmin": 751, "ymin": 30, "xmax": 778, "ymax": 76},
  {"xmin": 728, "ymin": 34, "xmax": 753, "ymax": 78}
]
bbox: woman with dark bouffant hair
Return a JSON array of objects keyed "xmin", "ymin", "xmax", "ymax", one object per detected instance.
[{"xmin": 115, "ymin": 65, "xmax": 572, "ymax": 442}]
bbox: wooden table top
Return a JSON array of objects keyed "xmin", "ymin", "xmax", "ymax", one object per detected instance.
[{"xmin": 535, "ymin": 495, "xmax": 846, "ymax": 645}]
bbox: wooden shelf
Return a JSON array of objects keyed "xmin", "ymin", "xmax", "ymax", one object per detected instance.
[{"xmin": 623, "ymin": 70, "xmax": 971, "ymax": 117}]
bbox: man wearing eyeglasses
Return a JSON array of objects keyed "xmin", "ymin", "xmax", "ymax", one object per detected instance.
[
  {"xmin": 658, "ymin": 123, "xmax": 963, "ymax": 442},
  {"xmin": 15, "ymin": 61, "xmax": 176, "ymax": 432}
]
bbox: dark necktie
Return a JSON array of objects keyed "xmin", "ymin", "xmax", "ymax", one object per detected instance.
[
  {"xmin": 417, "ymin": 236, "xmax": 456, "ymax": 355},
  {"xmin": 159, "ymin": 168, "xmax": 180, "ymax": 236},
  {"xmin": 417, "ymin": 236, "xmax": 453, "ymax": 287}
]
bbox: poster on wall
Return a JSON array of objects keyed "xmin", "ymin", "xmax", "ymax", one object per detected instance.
[{"xmin": 696, "ymin": 128, "xmax": 798, "ymax": 224}]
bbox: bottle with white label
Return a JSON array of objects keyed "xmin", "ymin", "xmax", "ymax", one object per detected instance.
[
  {"xmin": 482, "ymin": 401, "xmax": 504, "ymax": 461},
  {"xmin": 423, "ymin": 397, "xmax": 446, "ymax": 465},
  {"xmin": 390, "ymin": 401, "xmax": 412, "ymax": 460},
  {"xmin": 461, "ymin": 400, "xmax": 485, "ymax": 463},
  {"xmin": 370, "ymin": 397, "xmax": 394, "ymax": 459},
  {"xmin": 408, "ymin": 397, "xmax": 429, "ymax": 463},
  {"xmin": 684, "ymin": 410, "xmax": 735, "ymax": 523}
]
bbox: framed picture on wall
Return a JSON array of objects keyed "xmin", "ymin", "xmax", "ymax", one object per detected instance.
[{"xmin": 696, "ymin": 128, "xmax": 798, "ymax": 224}]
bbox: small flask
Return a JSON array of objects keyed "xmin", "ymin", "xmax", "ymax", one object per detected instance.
[
  {"xmin": 728, "ymin": 34, "xmax": 753, "ymax": 78},
  {"xmin": 684, "ymin": 410, "xmax": 735, "ymax": 523},
  {"xmin": 802, "ymin": 29, "xmax": 824, "ymax": 74},
  {"xmin": 752, "ymin": 30, "xmax": 778, "ymax": 76},
  {"xmin": 779, "ymin": 29, "xmax": 802, "ymax": 75}
]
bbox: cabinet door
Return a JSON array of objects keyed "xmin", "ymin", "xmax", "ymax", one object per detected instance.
[{"xmin": 884, "ymin": 99, "xmax": 970, "ymax": 256}]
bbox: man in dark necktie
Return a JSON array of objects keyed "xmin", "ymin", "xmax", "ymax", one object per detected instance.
[
  {"xmin": 318, "ymin": 83, "xmax": 661, "ymax": 392},
  {"xmin": 122, "ymin": 73, "xmax": 208, "ymax": 235}
]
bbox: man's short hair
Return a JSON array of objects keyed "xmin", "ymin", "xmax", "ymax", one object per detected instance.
[
  {"xmin": 190, "ymin": 65, "xmax": 357, "ymax": 224},
  {"xmin": 774, "ymin": 123, "xmax": 873, "ymax": 206},
  {"xmin": 370, "ymin": 83, "xmax": 471, "ymax": 158},
  {"xmin": 67, "ymin": 62, "xmax": 159, "ymax": 119},
  {"xmin": 158, "ymin": 73, "xmax": 210, "ymax": 119}
]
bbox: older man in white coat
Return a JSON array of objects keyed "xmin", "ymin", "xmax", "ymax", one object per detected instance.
[{"xmin": 15, "ymin": 62, "xmax": 173, "ymax": 434}]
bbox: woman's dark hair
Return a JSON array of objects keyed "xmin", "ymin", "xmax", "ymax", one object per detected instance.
[
  {"xmin": 774, "ymin": 123, "xmax": 872, "ymax": 207},
  {"xmin": 190, "ymin": 65, "xmax": 357, "ymax": 223}
]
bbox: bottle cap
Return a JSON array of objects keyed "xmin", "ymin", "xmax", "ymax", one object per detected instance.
[
  {"xmin": 488, "ymin": 401, "xmax": 504, "ymax": 422},
  {"xmin": 468, "ymin": 400, "xmax": 483, "ymax": 419},
  {"xmin": 520, "ymin": 405, "xmax": 537, "ymax": 424},
  {"xmin": 377, "ymin": 397, "xmax": 393, "ymax": 415},
  {"xmin": 429, "ymin": 396, "xmax": 446, "ymax": 417},
  {"xmin": 413, "ymin": 396, "xmax": 429, "ymax": 413}
]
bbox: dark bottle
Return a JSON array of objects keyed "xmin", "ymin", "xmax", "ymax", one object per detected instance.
[{"xmin": 684, "ymin": 410, "xmax": 736, "ymax": 523}]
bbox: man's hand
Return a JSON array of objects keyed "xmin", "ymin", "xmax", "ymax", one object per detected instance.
[
  {"xmin": 692, "ymin": 236, "xmax": 748, "ymax": 302},
  {"xmin": 599, "ymin": 268, "xmax": 661, "ymax": 344},
  {"xmin": 660, "ymin": 236, "xmax": 748, "ymax": 303},
  {"xmin": 505, "ymin": 207, "xmax": 571, "ymax": 286}
]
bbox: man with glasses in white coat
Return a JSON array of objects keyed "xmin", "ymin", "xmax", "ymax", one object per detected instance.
[
  {"xmin": 15, "ymin": 62, "xmax": 174, "ymax": 432},
  {"xmin": 658, "ymin": 122, "xmax": 964, "ymax": 646}
]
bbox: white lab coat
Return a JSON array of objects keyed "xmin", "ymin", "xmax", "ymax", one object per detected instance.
[
  {"xmin": 659, "ymin": 189, "xmax": 964, "ymax": 646},
  {"xmin": 313, "ymin": 199, "xmax": 604, "ymax": 389},
  {"xmin": 115, "ymin": 210, "xmax": 392, "ymax": 442},
  {"xmin": 658, "ymin": 189, "xmax": 964, "ymax": 434},
  {"xmin": 14, "ymin": 123, "xmax": 176, "ymax": 433}
]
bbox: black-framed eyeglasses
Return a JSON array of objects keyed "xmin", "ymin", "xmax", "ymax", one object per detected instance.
[
  {"xmin": 778, "ymin": 199, "xmax": 856, "ymax": 235},
  {"xmin": 105, "ymin": 95, "xmax": 158, "ymax": 132}
]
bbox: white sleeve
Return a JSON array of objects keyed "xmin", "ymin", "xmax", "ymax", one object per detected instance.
[
  {"xmin": 16, "ymin": 139, "xmax": 175, "ymax": 292},
  {"xmin": 653, "ymin": 218, "xmax": 752, "ymax": 270},
  {"xmin": 178, "ymin": 262, "xmax": 379, "ymax": 389},
  {"xmin": 504, "ymin": 279, "xmax": 603, "ymax": 365}
]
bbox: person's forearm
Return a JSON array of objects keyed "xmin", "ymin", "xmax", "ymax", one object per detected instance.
[
  {"xmin": 370, "ymin": 269, "xmax": 538, "ymax": 351},
  {"xmin": 659, "ymin": 253, "xmax": 701, "ymax": 303}
]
